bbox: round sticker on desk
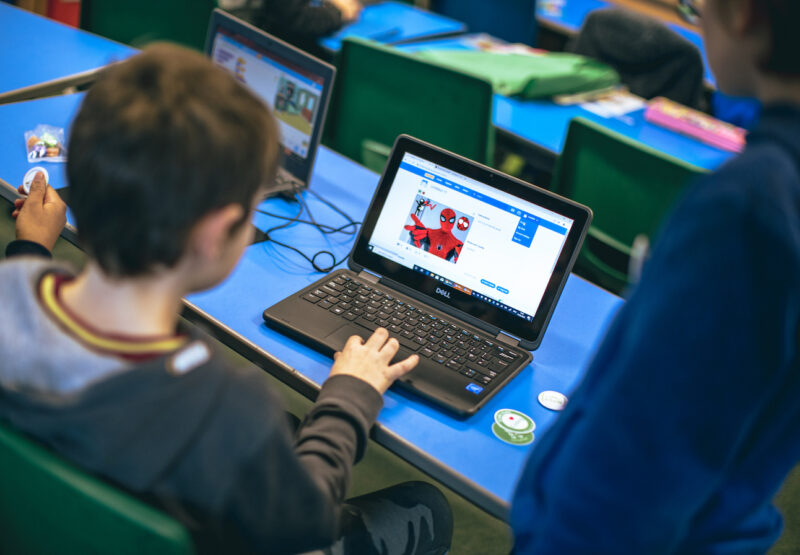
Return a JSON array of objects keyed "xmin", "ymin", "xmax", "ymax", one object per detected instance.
[
  {"xmin": 492, "ymin": 409, "xmax": 535, "ymax": 446},
  {"xmin": 538, "ymin": 390, "xmax": 568, "ymax": 411}
]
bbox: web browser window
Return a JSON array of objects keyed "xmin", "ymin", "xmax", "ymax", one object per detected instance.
[
  {"xmin": 211, "ymin": 29, "xmax": 324, "ymax": 160},
  {"xmin": 368, "ymin": 153, "xmax": 574, "ymax": 322}
]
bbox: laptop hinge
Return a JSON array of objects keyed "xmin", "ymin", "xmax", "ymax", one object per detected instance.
[
  {"xmin": 495, "ymin": 331, "xmax": 519, "ymax": 347},
  {"xmin": 358, "ymin": 269, "xmax": 381, "ymax": 284}
]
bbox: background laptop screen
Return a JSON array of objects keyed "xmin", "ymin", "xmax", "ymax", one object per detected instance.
[
  {"xmin": 367, "ymin": 152, "xmax": 575, "ymax": 323},
  {"xmin": 209, "ymin": 25, "xmax": 327, "ymax": 186}
]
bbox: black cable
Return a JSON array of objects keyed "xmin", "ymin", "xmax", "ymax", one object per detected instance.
[
  {"xmin": 254, "ymin": 187, "xmax": 362, "ymax": 273},
  {"xmin": 256, "ymin": 210, "xmax": 359, "ymax": 234}
]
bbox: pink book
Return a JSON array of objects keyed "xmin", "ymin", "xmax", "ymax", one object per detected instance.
[{"xmin": 644, "ymin": 97, "xmax": 747, "ymax": 153}]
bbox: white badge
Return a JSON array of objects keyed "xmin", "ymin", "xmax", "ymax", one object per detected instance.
[{"xmin": 538, "ymin": 390, "xmax": 568, "ymax": 411}]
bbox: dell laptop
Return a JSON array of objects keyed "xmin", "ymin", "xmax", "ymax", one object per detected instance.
[
  {"xmin": 263, "ymin": 135, "xmax": 592, "ymax": 417},
  {"xmin": 205, "ymin": 9, "xmax": 336, "ymax": 194}
]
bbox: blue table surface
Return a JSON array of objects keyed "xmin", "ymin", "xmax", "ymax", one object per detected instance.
[
  {"xmin": 319, "ymin": 1, "xmax": 467, "ymax": 53},
  {"xmin": 535, "ymin": 0, "xmax": 714, "ymax": 86},
  {"xmin": 0, "ymin": 93, "xmax": 80, "ymax": 226},
  {"xmin": 1, "ymin": 93, "xmax": 624, "ymax": 513},
  {"xmin": 0, "ymin": 2, "xmax": 135, "ymax": 95},
  {"xmin": 187, "ymin": 159, "xmax": 623, "ymax": 511},
  {"xmin": 398, "ymin": 34, "xmax": 732, "ymax": 171}
]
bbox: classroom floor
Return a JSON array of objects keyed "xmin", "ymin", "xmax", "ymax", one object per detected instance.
[{"xmin": 1, "ymin": 212, "xmax": 798, "ymax": 554}]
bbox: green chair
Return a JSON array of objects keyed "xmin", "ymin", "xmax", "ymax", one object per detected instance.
[
  {"xmin": 324, "ymin": 37, "xmax": 495, "ymax": 173},
  {"xmin": 80, "ymin": 0, "xmax": 217, "ymax": 50},
  {"xmin": 552, "ymin": 117, "xmax": 708, "ymax": 294},
  {"xmin": 0, "ymin": 422, "xmax": 194, "ymax": 555}
]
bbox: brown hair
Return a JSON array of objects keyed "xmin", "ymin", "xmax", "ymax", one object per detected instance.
[{"xmin": 67, "ymin": 43, "xmax": 280, "ymax": 276}]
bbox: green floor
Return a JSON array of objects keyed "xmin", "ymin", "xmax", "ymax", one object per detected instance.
[{"xmin": 1, "ymin": 210, "xmax": 798, "ymax": 554}]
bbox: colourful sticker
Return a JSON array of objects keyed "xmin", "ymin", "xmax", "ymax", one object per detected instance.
[
  {"xmin": 492, "ymin": 409, "xmax": 535, "ymax": 446},
  {"xmin": 492, "ymin": 423, "xmax": 534, "ymax": 446}
]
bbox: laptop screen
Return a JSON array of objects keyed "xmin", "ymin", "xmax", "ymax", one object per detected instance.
[
  {"xmin": 351, "ymin": 136, "xmax": 591, "ymax": 349},
  {"xmin": 367, "ymin": 152, "xmax": 574, "ymax": 324},
  {"xmin": 206, "ymin": 10, "xmax": 335, "ymax": 189}
]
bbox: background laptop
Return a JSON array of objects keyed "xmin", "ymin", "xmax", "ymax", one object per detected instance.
[
  {"xmin": 205, "ymin": 9, "xmax": 336, "ymax": 195},
  {"xmin": 264, "ymin": 136, "xmax": 592, "ymax": 417}
]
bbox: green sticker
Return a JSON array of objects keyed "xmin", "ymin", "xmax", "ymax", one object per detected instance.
[
  {"xmin": 492, "ymin": 409, "xmax": 535, "ymax": 446},
  {"xmin": 492, "ymin": 423, "xmax": 534, "ymax": 446}
]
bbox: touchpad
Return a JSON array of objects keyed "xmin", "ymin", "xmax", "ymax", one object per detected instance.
[{"xmin": 324, "ymin": 325, "xmax": 368, "ymax": 351}]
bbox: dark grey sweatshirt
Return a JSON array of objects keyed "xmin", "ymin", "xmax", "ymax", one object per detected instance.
[{"xmin": 0, "ymin": 257, "xmax": 383, "ymax": 554}]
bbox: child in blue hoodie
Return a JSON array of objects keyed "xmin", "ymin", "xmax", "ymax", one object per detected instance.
[{"xmin": 512, "ymin": 0, "xmax": 800, "ymax": 552}]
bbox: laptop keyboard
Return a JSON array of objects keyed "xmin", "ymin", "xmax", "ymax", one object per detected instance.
[{"xmin": 301, "ymin": 274, "xmax": 522, "ymax": 386}]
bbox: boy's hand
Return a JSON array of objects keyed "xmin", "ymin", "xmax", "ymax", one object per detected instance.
[
  {"xmin": 13, "ymin": 172, "xmax": 67, "ymax": 251},
  {"xmin": 330, "ymin": 328, "xmax": 419, "ymax": 394},
  {"xmin": 329, "ymin": 0, "xmax": 363, "ymax": 22}
]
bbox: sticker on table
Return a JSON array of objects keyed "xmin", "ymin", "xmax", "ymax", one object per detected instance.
[
  {"xmin": 492, "ymin": 409, "xmax": 535, "ymax": 446},
  {"xmin": 538, "ymin": 390, "xmax": 568, "ymax": 411},
  {"xmin": 580, "ymin": 91, "xmax": 647, "ymax": 119}
]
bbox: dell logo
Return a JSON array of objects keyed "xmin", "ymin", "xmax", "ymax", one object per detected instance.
[{"xmin": 435, "ymin": 287, "xmax": 451, "ymax": 299}]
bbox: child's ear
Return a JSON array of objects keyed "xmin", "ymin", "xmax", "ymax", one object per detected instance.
[{"xmin": 189, "ymin": 204, "xmax": 244, "ymax": 260}]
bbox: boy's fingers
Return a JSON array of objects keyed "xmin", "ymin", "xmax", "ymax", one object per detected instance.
[
  {"xmin": 11, "ymin": 209, "xmax": 19, "ymax": 218},
  {"xmin": 32, "ymin": 171, "xmax": 46, "ymax": 189},
  {"xmin": 343, "ymin": 334, "xmax": 364, "ymax": 351},
  {"xmin": 365, "ymin": 327, "xmax": 389, "ymax": 349},
  {"xmin": 43, "ymin": 185, "xmax": 63, "ymax": 205},
  {"xmin": 13, "ymin": 198, "xmax": 24, "ymax": 208},
  {"xmin": 16, "ymin": 184, "xmax": 26, "ymax": 195},
  {"xmin": 388, "ymin": 355, "xmax": 419, "ymax": 379},
  {"xmin": 26, "ymin": 176, "xmax": 46, "ymax": 204},
  {"xmin": 379, "ymin": 337, "xmax": 400, "ymax": 361}
]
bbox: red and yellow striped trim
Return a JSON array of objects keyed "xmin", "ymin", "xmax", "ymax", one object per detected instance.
[{"xmin": 38, "ymin": 273, "xmax": 186, "ymax": 357}]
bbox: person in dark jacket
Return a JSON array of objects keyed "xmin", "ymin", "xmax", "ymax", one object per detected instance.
[
  {"xmin": 512, "ymin": 0, "xmax": 800, "ymax": 552},
  {"xmin": 1, "ymin": 43, "xmax": 451, "ymax": 555},
  {"xmin": 223, "ymin": 0, "xmax": 362, "ymax": 54}
]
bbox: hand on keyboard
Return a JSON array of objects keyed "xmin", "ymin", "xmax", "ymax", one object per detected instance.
[{"xmin": 329, "ymin": 328, "xmax": 419, "ymax": 394}]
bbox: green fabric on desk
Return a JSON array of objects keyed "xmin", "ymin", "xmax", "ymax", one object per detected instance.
[{"xmin": 416, "ymin": 50, "xmax": 619, "ymax": 99}]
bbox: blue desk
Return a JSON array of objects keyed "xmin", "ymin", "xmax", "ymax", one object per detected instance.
[
  {"xmin": 0, "ymin": 93, "xmax": 80, "ymax": 231},
  {"xmin": 319, "ymin": 1, "xmax": 466, "ymax": 54},
  {"xmin": 0, "ymin": 3, "xmax": 135, "ymax": 96},
  {"xmin": 398, "ymin": 35, "xmax": 733, "ymax": 172},
  {"xmin": 186, "ymin": 158, "xmax": 623, "ymax": 519},
  {"xmin": 0, "ymin": 93, "xmax": 624, "ymax": 518}
]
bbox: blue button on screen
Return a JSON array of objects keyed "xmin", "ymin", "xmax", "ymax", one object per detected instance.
[
  {"xmin": 480, "ymin": 279, "xmax": 496, "ymax": 288},
  {"xmin": 497, "ymin": 286, "xmax": 509, "ymax": 294},
  {"xmin": 465, "ymin": 383, "xmax": 484, "ymax": 395}
]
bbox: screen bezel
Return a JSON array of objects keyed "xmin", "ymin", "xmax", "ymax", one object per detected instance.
[
  {"xmin": 349, "ymin": 135, "xmax": 592, "ymax": 349},
  {"xmin": 205, "ymin": 9, "xmax": 336, "ymax": 186}
]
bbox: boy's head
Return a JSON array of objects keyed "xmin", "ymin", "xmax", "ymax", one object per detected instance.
[
  {"xmin": 703, "ymin": 0, "xmax": 800, "ymax": 97},
  {"xmin": 67, "ymin": 43, "xmax": 280, "ymax": 286}
]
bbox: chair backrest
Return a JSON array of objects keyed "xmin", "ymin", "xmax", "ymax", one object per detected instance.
[
  {"xmin": 0, "ymin": 422, "xmax": 195, "ymax": 555},
  {"xmin": 80, "ymin": 0, "xmax": 217, "ymax": 50},
  {"xmin": 431, "ymin": 0, "xmax": 537, "ymax": 45},
  {"xmin": 323, "ymin": 37, "xmax": 495, "ymax": 173},
  {"xmin": 553, "ymin": 117, "xmax": 708, "ymax": 292}
]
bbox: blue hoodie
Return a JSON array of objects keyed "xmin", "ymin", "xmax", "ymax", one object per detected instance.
[{"xmin": 511, "ymin": 104, "xmax": 800, "ymax": 554}]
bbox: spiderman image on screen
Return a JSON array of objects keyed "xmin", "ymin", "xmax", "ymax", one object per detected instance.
[
  {"xmin": 414, "ymin": 197, "xmax": 437, "ymax": 217},
  {"xmin": 404, "ymin": 208, "xmax": 469, "ymax": 262}
]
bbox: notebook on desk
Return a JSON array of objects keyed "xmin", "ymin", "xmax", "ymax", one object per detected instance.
[
  {"xmin": 205, "ymin": 9, "xmax": 336, "ymax": 195},
  {"xmin": 263, "ymin": 136, "xmax": 592, "ymax": 417}
]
